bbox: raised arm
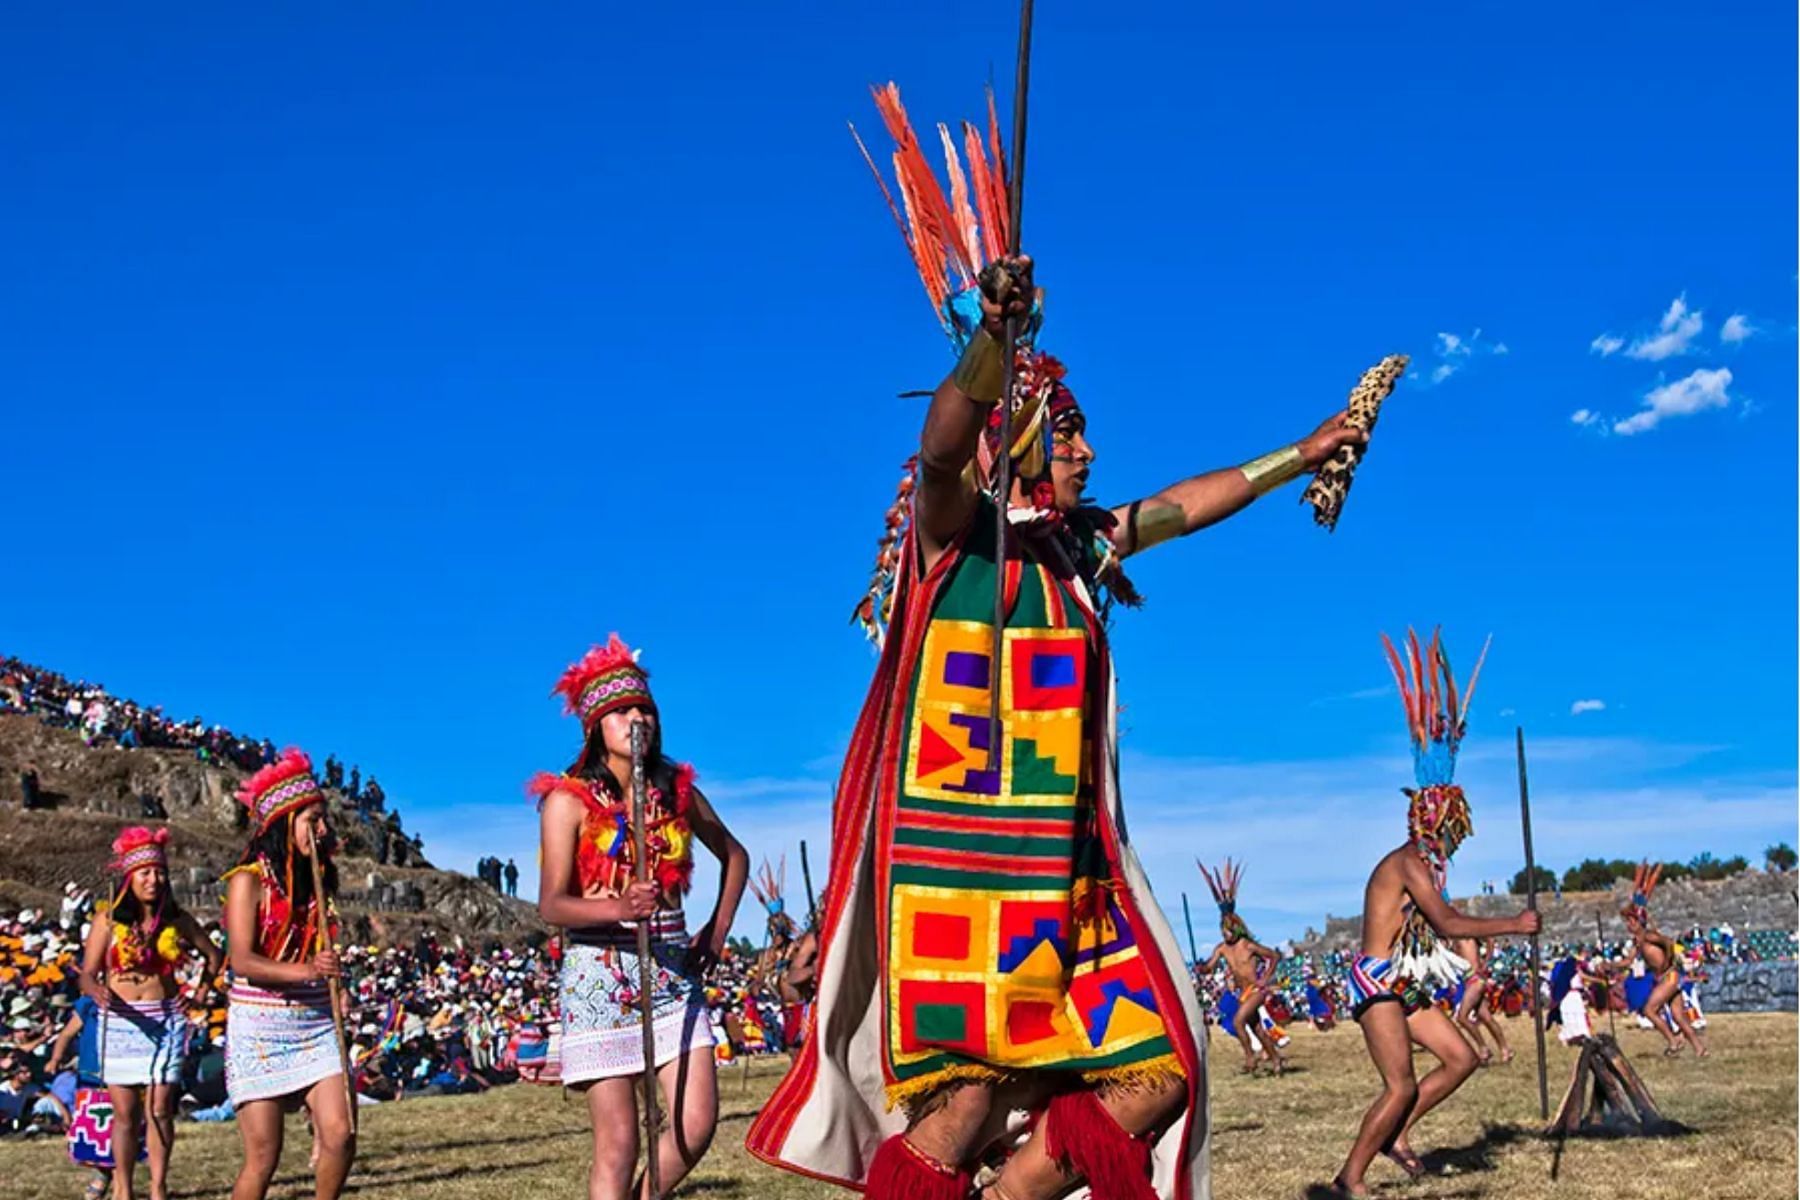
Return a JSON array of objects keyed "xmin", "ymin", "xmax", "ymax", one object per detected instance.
[
  {"xmin": 686, "ymin": 785, "xmax": 749, "ymax": 970},
  {"xmin": 915, "ymin": 258, "xmax": 1036, "ymax": 567},
  {"xmin": 1109, "ymin": 411, "xmax": 1368, "ymax": 558},
  {"xmin": 1402, "ymin": 857, "xmax": 1539, "ymax": 942}
]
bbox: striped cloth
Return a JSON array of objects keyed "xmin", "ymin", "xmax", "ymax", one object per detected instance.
[
  {"xmin": 225, "ymin": 980, "xmax": 342, "ymax": 1105},
  {"xmin": 99, "ymin": 998, "xmax": 188, "ymax": 1087},
  {"xmin": 560, "ymin": 910, "xmax": 712, "ymax": 1084}
]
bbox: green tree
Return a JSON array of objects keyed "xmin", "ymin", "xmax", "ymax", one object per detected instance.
[
  {"xmin": 1510, "ymin": 865, "xmax": 1556, "ymax": 895},
  {"xmin": 1767, "ymin": 843, "xmax": 1797, "ymax": 872},
  {"xmin": 1562, "ymin": 858, "xmax": 1625, "ymax": 892}
]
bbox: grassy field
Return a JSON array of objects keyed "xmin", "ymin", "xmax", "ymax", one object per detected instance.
[{"xmin": 4, "ymin": 1012, "xmax": 1792, "ymax": 1200}]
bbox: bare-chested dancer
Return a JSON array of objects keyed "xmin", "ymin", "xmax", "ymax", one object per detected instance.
[
  {"xmin": 1331, "ymin": 631, "xmax": 1539, "ymax": 1198},
  {"xmin": 1621, "ymin": 861, "xmax": 1706, "ymax": 1058},
  {"xmin": 1197, "ymin": 859, "xmax": 1285, "ymax": 1075}
]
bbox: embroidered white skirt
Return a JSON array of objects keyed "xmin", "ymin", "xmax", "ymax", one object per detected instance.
[
  {"xmin": 100, "ymin": 998, "xmax": 188, "ymax": 1087},
  {"xmin": 226, "ymin": 981, "xmax": 343, "ymax": 1104},
  {"xmin": 559, "ymin": 912, "xmax": 713, "ymax": 1085}
]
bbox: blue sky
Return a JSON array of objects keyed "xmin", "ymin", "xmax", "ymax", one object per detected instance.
[{"xmin": 5, "ymin": 3, "xmax": 1794, "ymax": 946}]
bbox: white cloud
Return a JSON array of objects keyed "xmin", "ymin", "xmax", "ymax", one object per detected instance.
[
  {"xmin": 1623, "ymin": 294, "xmax": 1704, "ymax": 361},
  {"xmin": 1570, "ymin": 408, "xmax": 1600, "ymax": 427},
  {"xmin": 1590, "ymin": 334, "xmax": 1625, "ymax": 357},
  {"xmin": 1419, "ymin": 327, "xmax": 1507, "ymax": 386},
  {"xmin": 1611, "ymin": 367, "xmax": 1734, "ymax": 436},
  {"xmin": 1720, "ymin": 314, "xmax": 1755, "ymax": 345},
  {"xmin": 1570, "ymin": 699, "xmax": 1607, "ymax": 716}
]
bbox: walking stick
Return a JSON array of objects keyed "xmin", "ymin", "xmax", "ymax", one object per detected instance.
[
  {"xmin": 800, "ymin": 841, "xmax": 819, "ymax": 931},
  {"xmin": 1181, "ymin": 892, "xmax": 1199, "ymax": 967},
  {"xmin": 307, "ymin": 842, "xmax": 357, "ymax": 1134},
  {"xmin": 628, "ymin": 720, "xmax": 664, "ymax": 1200},
  {"xmin": 1597, "ymin": 910, "xmax": 1617, "ymax": 1040},
  {"xmin": 983, "ymin": 0, "xmax": 1036, "ymax": 771},
  {"xmin": 1516, "ymin": 727, "xmax": 1549, "ymax": 1121}
]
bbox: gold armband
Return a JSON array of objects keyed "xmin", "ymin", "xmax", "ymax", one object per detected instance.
[
  {"xmin": 951, "ymin": 327, "xmax": 1005, "ymax": 404},
  {"xmin": 1239, "ymin": 444, "xmax": 1307, "ymax": 496}
]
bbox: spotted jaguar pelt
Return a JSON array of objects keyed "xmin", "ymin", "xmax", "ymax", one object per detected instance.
[{"xmin": 1302, "ymin": 353, "xmax": 1408, "ymax": 532}]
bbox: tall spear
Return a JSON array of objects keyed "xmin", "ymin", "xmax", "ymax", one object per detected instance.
[
  {"xmin": 984, "ymin": 0, "xmax": 1036, "ymax": 770},
  {"xmin": 629, "ymin": 721, "xmax": 664, "ymax": 1199},
  {"xmin": 1181, "ymin": 892, "xmax": 1199, "ymax": 966},
  {"xmin": 1596, "ymin": 909, "xmax": 1617, "ymax": 1039},
  {"xmin": 1516, "ymin": 727, "xmax": 1549, "ymax": 1121},
  {"xmin": 800, "ymin": 840, "xmax": 819, "ymax": 931}
]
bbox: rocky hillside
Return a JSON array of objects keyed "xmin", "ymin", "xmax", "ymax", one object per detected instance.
[
  {"xmin": 1296, "ymin": 867, "xmax": 1800, "ymax": 953},
  {"xmin": 0, "ymin": 712, "xmax": 546, "ymax": 943}
]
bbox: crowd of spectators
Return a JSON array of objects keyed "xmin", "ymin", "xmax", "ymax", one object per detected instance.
[
  {"xmin": 0, "ymin": 885, "xmax": 795, "ymax": 1137},
  {"xmin": 0, "ymin": 656, "xmax": 424, "ymax": 863}
]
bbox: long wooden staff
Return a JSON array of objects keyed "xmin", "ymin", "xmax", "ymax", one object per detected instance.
[
  {"xmin": 1181, "ymin": 892, "xmax": 1199, "ymax": 966},
  {"xmin": 307, "ymin": 841, "xmax": 357, "ymax": 1134},
  {"xmin": 1516, "ymin": 727, "xmax": 1549, "ymax": 1120},
  {"xmin": 800, "ymin": 840, "xmax": 819, "ymax": 931},
  {"xmin": 1597, "ymin": 909, "xmax": 1617, "ymax": 1039},
  {"xmin": 628, "ymin": 720, "xmax": 664, "ymax": 1200},
  {"xmin": 983, "ymin": 0, "xmax": 1036, "ymax": 770}
]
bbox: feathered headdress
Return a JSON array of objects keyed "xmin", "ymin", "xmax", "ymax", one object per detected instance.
[
  {"xmin": 236, "ymin": 748, "xmax": 324, "ymax": 832},
  {"xmin": 848, "ymin": 83, "xmax": 1083, "ymax": 645},
  {"xmin": 1623, "ymin": 860, "xmax": 1663, "ymax": 924},
  {"xmin": 552, "ymin": 634, "xmax": 654, "ymax": 732},
  {"xmin": 111, "ymin": 826, "xmax": 170, "ymax": 877},
  {"xmin": 1197, "ymin": 857, "xmax": 1252, "ymax": 943},
  {"xmin": 750, "ymin": 856, "xmax": 794, "ymax": 933},
  {"xmin": 1381, "ymin": 629, "xmax": 1490, "ymax": 867}
]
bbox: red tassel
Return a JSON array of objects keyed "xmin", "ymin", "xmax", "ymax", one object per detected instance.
[
  {"xmin": 865, "ymin": 1135, "xmax": 970, "ymax": 1200},
  {"xmin": 1043, "ymin": 1091, "xmax": 1155, "ymax": 1200}
]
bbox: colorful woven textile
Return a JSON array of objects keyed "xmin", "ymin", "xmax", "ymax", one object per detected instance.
[
  {"xmin": 225, "ymin": 980, "xmax": 341, "ymax": 1104},
  {"xmin": 99, "ymin": 998, "xmax": 188, "ymax": 1086},
  {"xmin": 881, "ymin": 505, "xmax": 1178, "ymax": 1102},
  {"xmin": 67, "ymin": 1086, "xmax": 145, "ymax": 1167},
  {"xmin": 559, "ymin": 913, "xmax": 713, "ymax": 1084},
  {"xmin": 748, "ymin": 496, "xmax": 1208, "ymax": 1200}
]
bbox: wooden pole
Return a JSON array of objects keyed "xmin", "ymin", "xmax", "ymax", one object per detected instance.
[
  {"xmin": 984, "ymin": 0, "xmax": 1036, "ymax": 775},
  {"xmin": 1181, "ymin": 892, "xmax": 1199, "ymax": 966},
  {"xmin": 800, "ymin": 841, "xmax": 819, "ymax": 931},
  {"xmin": 307, "ymin": 843, "xmax": 356, "ymax": 1134},
  {"xmin": 1597, "ymin": 909, "xmax": 1617, "ymax": 1040},
  {"xmin": 628, "ymin": 720, "xmax": 663, "ymax": 1199},
  {"xmin": 1517, "ymin": 727, "xmax": 1550, "ymax": 1121}
]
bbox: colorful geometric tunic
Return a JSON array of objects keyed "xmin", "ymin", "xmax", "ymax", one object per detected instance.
[
  {"xmin": 749, "ymin": 497, "xmax": 1209, "ymax": 1200},
  {"xmin": 882, "ymin": 502, "xmax": 1178, "ymax": 1103}
]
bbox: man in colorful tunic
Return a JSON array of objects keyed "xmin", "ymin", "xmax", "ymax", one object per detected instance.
[{"xmin": 748, "ymin": 86, "xmax": 1377, "ymax": 1200}]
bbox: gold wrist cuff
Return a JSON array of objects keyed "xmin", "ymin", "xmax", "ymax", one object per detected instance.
[
  {"xmin": 951, "ymin": 327, "xmax": 1005, "ymax": 404},
  {"xmin": 1240, "ymin": 444, "xmax": 1307, "ymax": 496}
]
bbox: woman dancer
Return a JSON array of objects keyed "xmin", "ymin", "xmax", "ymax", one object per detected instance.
[
  {"xmin": 221, "ymin": 750, "xmax": 354, "ymax": 1200},
  {"xmin": 78, "ymin": 827, "xmax": 222, "ymax": 1200},
  {"xmin": 533, "ymin": 636, "xmax": 748, "ymax": 1200}
]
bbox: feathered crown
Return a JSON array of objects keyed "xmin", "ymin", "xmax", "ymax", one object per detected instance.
[
  {"xmin": 1383, "ymin": 629, "xmax": 1489, "ymax": 864},
  {"xmin": 1197, "ymin": 858, "xmax": 1252, "ymax": 943},
  {"xmin": 1380, "ymin": 627, "xmax": 1490, "ymax": 786},
  {"xmin": 1624, "ymin": 860, "xmax": 1663, "ymax": 922},
  {"xmin": 236, "ymin": 748, "xmax": 324, "ymax": 832},
  {"xmin": 111, "ymin": 826, "xmax": 170, "ymax": 876},
  {"xmin": 749, "ymin": 857, "xmax": 793, "ymax": 933},
  {"xmin": 848, "ymin": 82, "xmax": 1078, "ymax": 645},
  {"xmin": 552, "ymin": 634, "xmax": 654, "ymax": 731}
]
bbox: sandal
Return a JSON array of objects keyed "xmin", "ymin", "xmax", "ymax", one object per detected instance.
[
  {"xmin": 1663, "ymin": 1045, "xmax": 1684, "ymax": 1057},
  {"xmin": 1328, "ymin": 1175, "xmax": 1371, "ymax": 1199}
]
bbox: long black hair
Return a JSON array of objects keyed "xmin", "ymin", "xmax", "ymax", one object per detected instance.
[
  {"xmin": 237, "ymin": 805, "xmax": 338, "ymax": 907},
  {"xmin": 110, "ymin": 874, "xmax": 186, "ymax": 933},
  {"xmin": 568, "ymin": 718, "xmax": 681, "ymax": 806}
]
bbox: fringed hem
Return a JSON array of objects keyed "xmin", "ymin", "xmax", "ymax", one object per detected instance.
[
  {"xmin": 884, "ymin": 1063, "xmax": 1012, "ymax": 1115},
  {"xmin": 1080, "ymin": 1052, "xmax": 1186, "ymax": 1093}
]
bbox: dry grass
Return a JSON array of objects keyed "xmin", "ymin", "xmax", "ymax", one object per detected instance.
[{"xmin": 3, "ymin": 1013, "xmax": 1792, "ymax": 1200}]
